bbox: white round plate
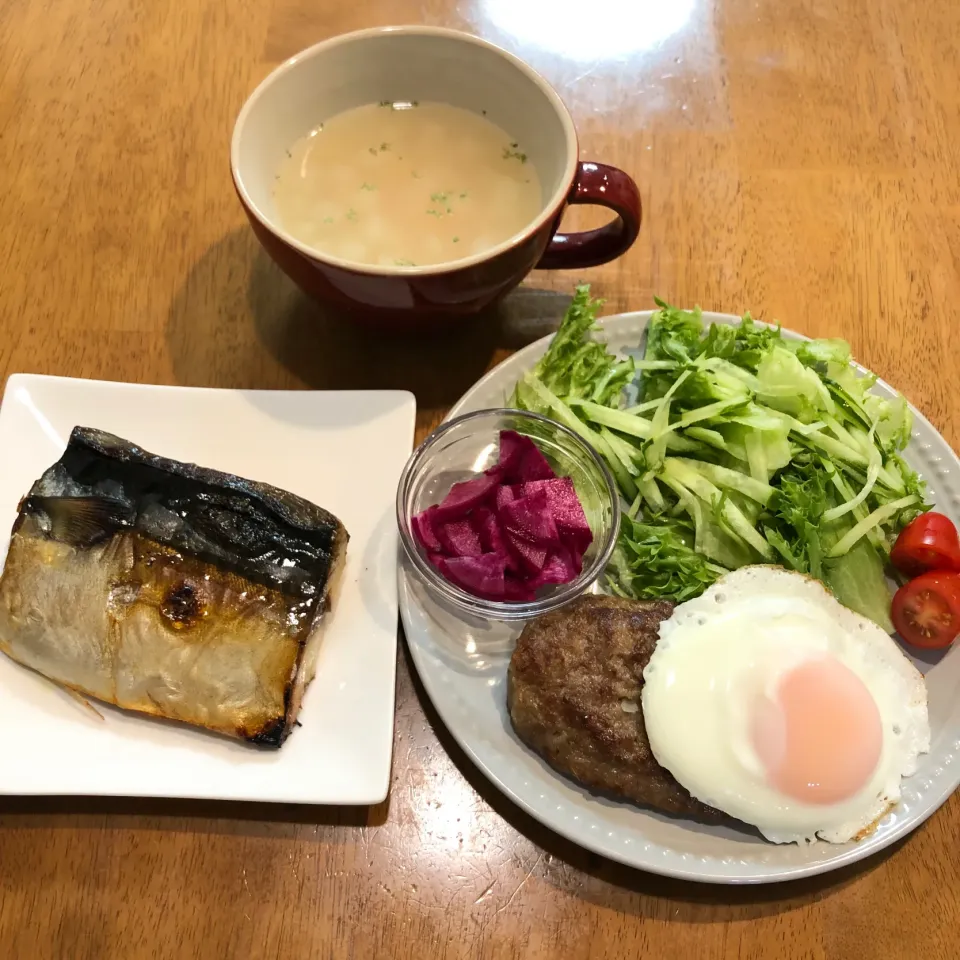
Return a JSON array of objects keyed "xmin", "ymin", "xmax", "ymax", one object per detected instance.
[{"xmin": 399, "ymin": 310, "xmax": 960, "ymax": 883}]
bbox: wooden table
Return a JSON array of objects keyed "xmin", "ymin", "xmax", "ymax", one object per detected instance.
[{"xmin": 2, "ymin": 0, "xmax": 960, "ymax": 956}]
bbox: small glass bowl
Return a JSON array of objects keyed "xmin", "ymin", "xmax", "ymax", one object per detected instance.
[{"xmin": 396, "ymin": 408, "xmax": 621, "ymax": 622}]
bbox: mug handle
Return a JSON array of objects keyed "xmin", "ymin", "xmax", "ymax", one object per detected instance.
[{"xmin": 536, "ymin": 162, "xmax": 642, "ymax": 270}]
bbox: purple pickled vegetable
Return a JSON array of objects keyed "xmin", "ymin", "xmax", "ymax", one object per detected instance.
[
  {"xmin": 412, "ymin": 506, "xmax": 443, "ymax": 553},
  {"xmin": 505, "ymin": 530, "xmax": 549, "ymax": 574},
  {"xmin": 517, "ymin": 443, "xmax": 555, "ymax": 482},
  {"xmin": 437, "ymin": 519, "xmax": 483, "ymax": 557},
  {"xmin": 472, "ymin": 507, "xmax": 500, "ymax": 551},
  {"xmin": 532, "ymin": 548, "xmax": 578, "ymax": 588},
  {"xmin": 495, "ymin": 485, "xmax": 516, "ymax": 514},
  {"xmin": 432, "ymin": 471, "xmax": 500, "ymax": 522},
  {"xmin": 510, "ymin": 477, "xmax": 593, "ymax": 553},
  {"xmin": 413, "ymin": 429, "xmax": 590, "ymax": 601},
  {"xmin": 497, "ymin": 430, "xmax": 556, "ymax": 483},
  {"xmin": 439, "ymin": 554, "xmax": 507, "ymax": 599},
  {"xmin": 496, "ymin": 430, "xmax": 527, "ymax": 479},
  {"xmin": 472, "ymin": 507, "xmax": 516, "ymax": 570},
  {"xmin": 499, "ymin": 489, "xmax": 561, "ymax": 547}
]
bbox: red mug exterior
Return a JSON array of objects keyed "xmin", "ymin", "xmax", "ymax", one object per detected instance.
[
  {"xmin": 232, "ymin": 28, "xmax": 642, "ymax": 330},
  {"xmin": 537, "ymin": 162, "xmax": 641, "ymax": 270}
]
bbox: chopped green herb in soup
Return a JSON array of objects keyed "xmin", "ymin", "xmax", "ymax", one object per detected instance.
[{"xmin": 273, "ymin": 102, "xmax": 542, "ymax": 267}]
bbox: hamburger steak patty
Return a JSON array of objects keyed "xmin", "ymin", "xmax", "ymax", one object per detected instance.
[{"xmin": 507, "ymin": 593, "xmax": 724, "ymax": 822}]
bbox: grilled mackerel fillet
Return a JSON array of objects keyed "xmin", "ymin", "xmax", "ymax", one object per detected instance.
[{"xmin": 0, "ymin": 427, "xmax": 348, "ymax": 746}]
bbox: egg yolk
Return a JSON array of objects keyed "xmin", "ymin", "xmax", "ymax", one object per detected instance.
[{"xmin": 751, "ymin": 657, "xmax": 883, "ymax": 804}]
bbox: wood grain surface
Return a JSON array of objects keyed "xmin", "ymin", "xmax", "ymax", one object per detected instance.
[{"xmin": 2, "ymin": 0, "xmax": 960, "ymax": 956}]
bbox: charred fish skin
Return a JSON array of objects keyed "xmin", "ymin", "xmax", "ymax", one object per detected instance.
[
  {"xmin": 0, "ymin": 427, "xmax": 349, "ymax": 747},
  {"xmin": 26, "ymin": 427, "xmax": 346, "ymax": 602}
]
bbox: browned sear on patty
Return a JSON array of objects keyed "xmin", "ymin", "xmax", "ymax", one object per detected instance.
[{"xmin": 507, "ymin": 593, "xmax": 724, "ymax": 822}]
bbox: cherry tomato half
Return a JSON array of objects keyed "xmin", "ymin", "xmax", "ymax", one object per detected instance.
[
  {"xmin": 891, "ymin": 571, "xmax": 960, "ymax": 649},
  {"xmin": 890, "ymin": 512, "xmax": 960, "ymax": 578}
]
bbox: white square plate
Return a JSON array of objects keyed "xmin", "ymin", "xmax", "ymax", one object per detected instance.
[{"xmin": 0, "ymin": 375, "xmax": 416, "ymax": 805}]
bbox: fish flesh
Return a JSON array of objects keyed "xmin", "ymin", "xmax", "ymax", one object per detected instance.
[{"xmin": 0, "ymin": 427, "xmax": 349, "ymax": 747}]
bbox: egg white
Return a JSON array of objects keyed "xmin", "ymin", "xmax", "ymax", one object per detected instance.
[{"xmin": 641, "ymin": 566, "xmax": 930, "ymax": 844}]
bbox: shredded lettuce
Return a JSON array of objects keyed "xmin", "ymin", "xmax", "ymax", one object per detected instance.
[
  {"xmin": 512, "ymin": 286, "xmax": 931, "ymax": 629},
  {"xmin": 607, "ymin": 516, "xmax": 728, "ymax": 603}
]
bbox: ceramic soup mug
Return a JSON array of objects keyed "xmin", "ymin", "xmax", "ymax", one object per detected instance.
[{"xmin": 231, "ymin": 26, "xmax": 641, "ymax": 328}]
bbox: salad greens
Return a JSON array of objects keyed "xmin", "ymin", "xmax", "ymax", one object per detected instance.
[{"xmin": 512, "ymin": 286, "xmax": 928, "ymax": 630}]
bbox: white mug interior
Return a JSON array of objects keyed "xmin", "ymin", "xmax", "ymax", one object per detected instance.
[{"xmin": 232, "ymin": 26, "xmax": 578, "ymax": 266}]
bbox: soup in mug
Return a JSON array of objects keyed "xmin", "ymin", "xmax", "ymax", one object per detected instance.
[{"xmin": 273, "ymin": 101, "xmax": 543, "ymax": 268}]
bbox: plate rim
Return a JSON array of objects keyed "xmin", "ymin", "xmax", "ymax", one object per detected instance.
[
  {"xmin": 401, "ymin": 308, "xmax": 960, "ymax": 882},
  {"xmin": 2, "ymin": 371, "xmax": 418, "ymax": 404}
]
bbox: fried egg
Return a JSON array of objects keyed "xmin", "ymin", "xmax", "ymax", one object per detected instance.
[{"xmin": 641, "ymin": 566, "xmax": 930, "ymax": 844}]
